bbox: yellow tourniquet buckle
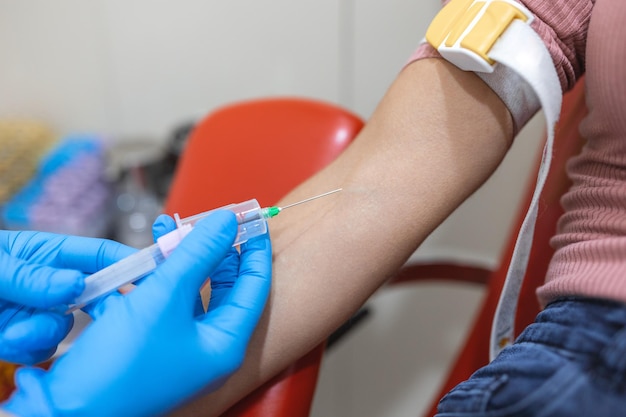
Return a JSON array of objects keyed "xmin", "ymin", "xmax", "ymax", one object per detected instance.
[{"xmin": 426, "ymin": 0, "xmax": 533, "ymax": 73}]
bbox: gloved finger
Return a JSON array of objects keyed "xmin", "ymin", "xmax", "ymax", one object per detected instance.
[
  {"xmin": 2, "ymin": 310, "xmax": 73, "ymax": 350},
  {"xmin": 207, "ymin": 248, "xmax": 240, "ymax": 311},
  {"xmin": 53, "ymin": 235, "xmax": 136, "ymax": 273},
  {"xmin": 80, "ymin": 290, "xmax": 125, "ymax": 321},
  {"xmin": 0, "ymin": 305, "xmax": 72, "ymax": 365},
  {"xmin": 136, "ymin": 211, "xmax": 238, "ymax": 307},
  {"xmin": 200, "ymin": 234, "xmax": 272, "ymax": 341},
  {"xmin": 152, "ymin": 214, "xmax": 177, "ymax": 241},
  {"xmin": 3, "ymin": 368, "xmax": 51, "ymax": 413},
  {"xmin": 0, "ymin": 251, "xmax": 84, "ymax": 308},
  {"xmin": 5, "ymin": 231, "xmax": 136, "ymax": 274},
  {"xmin": 0, "ymin": 345, "xmax": 56, "ymax": 366}
]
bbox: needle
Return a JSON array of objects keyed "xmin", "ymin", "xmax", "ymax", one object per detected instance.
[
  {"xmin": 263, "ymin": 188, "xmax": 342, "ymax": 218},
  {"xmin": 280, "ymin": 188, "xmax": 343, "ymax": 210}
]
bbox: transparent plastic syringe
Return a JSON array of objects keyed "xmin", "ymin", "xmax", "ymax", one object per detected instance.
[{"xmin": 67, "ymin": 188, "xmax": 341, "ymax": 312}]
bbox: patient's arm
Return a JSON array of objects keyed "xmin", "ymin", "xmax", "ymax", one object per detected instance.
[{"xmin": 172, "ymin": 58, "xmax": 514, "ymax": 416}]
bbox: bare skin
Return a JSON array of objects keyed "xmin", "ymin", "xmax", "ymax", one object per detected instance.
[{"xmin": 171, "ymin": 57, "xmax": 513, "ymax": 416}]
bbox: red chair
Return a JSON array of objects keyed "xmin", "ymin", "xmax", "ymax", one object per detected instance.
[
  {"xmin": 390, "ymin": 77, "xmax": 588, "ymax": 416},
  {"xmin": 163, "ymin": 97, "xmax": 364, "ymax": 417}
]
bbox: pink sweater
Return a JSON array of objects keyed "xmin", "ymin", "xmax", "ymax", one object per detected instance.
[{"xmin": 408, "ymin": 0, "xmax": 626, "ymax": 305}]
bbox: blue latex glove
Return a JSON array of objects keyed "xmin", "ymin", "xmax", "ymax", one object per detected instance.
[
  {"xmin": 0, "ymin": 231, "xmax": 135, "ymax": 365},
  {"xmin": 3, "ymin": 210, "xmax": 272, "ymax": 417}
]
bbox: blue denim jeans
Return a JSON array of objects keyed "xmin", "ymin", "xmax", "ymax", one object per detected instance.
[{"xmin": 436, "ymin": 297, "xmax": 626, "ymax": 417}]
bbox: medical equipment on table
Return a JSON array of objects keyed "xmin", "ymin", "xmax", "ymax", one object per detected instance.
[{"xmin": 68, "ymin": 188, "xmax": 342, "ymax": 312}]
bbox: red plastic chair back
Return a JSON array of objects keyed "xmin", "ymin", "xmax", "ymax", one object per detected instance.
[
  {"xmin": 164, "ymin": 97, "xmax": 364, "ymax": 417},
  {"xmin": 165, "ymin": 97, "xmax": 362, "ymax": 217},
  {"xmin": 420, "ymin": 78, "xmax": 588, "ymax": 416}
]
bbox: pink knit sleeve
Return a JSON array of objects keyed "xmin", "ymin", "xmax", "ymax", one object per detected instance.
[
  {"xmin": 537, "ymin": 0, "xmax": 626, "ymax": 306},
  {"xmin": 407, "ymin": 0, "xmax": 594, "ymax": 93}
]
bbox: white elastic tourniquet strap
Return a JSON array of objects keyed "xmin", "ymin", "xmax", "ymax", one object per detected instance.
[{"xmin": 486, "ymin": 20, "xmax": 561, "ymax": 361}]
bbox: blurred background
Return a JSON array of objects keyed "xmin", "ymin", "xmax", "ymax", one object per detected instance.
[{"xmin": 0, "ymin": 1, "xmax": 545, "ymax": 416}]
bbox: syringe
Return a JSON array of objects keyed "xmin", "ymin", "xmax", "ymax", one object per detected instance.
[{"xmin": 68, "ymin": 188, "xmax": 342, "ymax": 312}]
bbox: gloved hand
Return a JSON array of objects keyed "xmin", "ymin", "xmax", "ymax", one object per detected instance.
[
  {"xmin": 0, "ymin": 231, "xmax": 135, "ymax": 365},
  {"xmin": 3, "ymin": 210, "xmax": 272, "ymax": 417}
]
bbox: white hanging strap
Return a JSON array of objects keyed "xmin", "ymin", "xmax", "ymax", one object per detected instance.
[
  {"xmin": 424, "ymin": 0, "xmax": 562, "ymax": 361},
  {"xmin": 486, "ymin": 20, "xmax": 561, "ymax": 360}
]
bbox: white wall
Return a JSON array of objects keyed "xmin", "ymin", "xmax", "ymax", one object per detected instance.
[
  {"xmin": 0, "ymin": 1, "xmax": 342, "ymax": 142},
  {"xmin": 0, "ymin": 1, "xmax": 545, "ymax": 416}
]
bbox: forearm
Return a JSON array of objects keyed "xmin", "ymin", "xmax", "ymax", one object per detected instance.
[{"xmin": 171, "ymin": 58, "xmax": 513, "ymax": 416}]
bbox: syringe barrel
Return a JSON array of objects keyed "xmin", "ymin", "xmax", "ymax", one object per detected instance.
[
  {"xmin": 176, "ymin": 199, "xmax": 268, "ymax": 246},
  {"xmin": 69, "ymin": 243, "xmax": 165, "ymax": 311},
  {"xmin": 67, "ymin": 199, "xmax": 269, "ymax": 311}
]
